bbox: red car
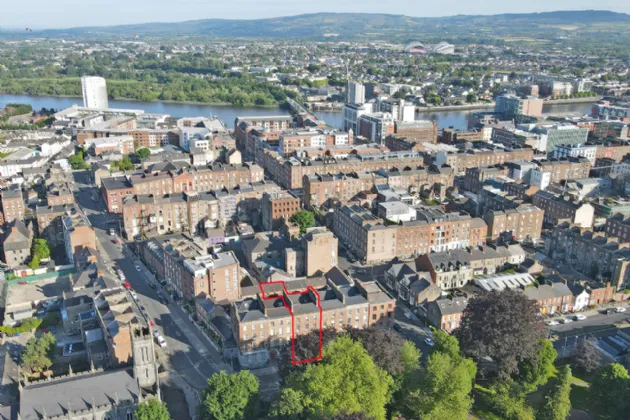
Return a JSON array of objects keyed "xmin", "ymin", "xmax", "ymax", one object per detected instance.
[{"xmin": 124, "ymin": 281, "xmax": 131, "ymax": 290}]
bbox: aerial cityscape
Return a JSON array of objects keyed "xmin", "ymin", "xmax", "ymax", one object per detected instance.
[{"xmin": 2, "ymin": 6, "xmax": 630, "ymax": 420}]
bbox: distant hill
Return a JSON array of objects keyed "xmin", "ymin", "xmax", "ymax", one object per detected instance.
[{"xmin": 19, "ymin": 10, "xmax": 630, "ymax": 41}]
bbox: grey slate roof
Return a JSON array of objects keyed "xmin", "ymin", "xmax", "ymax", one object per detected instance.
[
  {"xmin": 523, "ymin": 282, "xmax": 573, "ymax": 301},
  {"xmin": 19, "ymin": 369, "xmax": 139, "ymax": 420},
  {"xmin": 430, "ymin": 296, "xmax": 468, "ymax": 315}
]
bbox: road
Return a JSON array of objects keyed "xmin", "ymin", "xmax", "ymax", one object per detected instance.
[
  {"xmin": 72, "ymin": 171, "xmax": 226, "ymax": 396},
  {"xmin": 71, "ymin": 170, "xmax": 281, "ymax": 398},
  {"xmin": 549, "ymin": 311, "xmax": 630, "ymax": 334}
]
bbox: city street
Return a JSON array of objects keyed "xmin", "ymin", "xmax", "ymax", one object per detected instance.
[
  {"xmin": 72, "ymin": 172, "xmax": 227, "ymax": 396},
  {"xmin": 548, "ymin": 309, "xmax": 630, "ymax": 334}
]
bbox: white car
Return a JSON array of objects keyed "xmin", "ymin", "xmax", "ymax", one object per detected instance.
[
  {"xmin": 560, "ymin": 318, "xmax": 573, "ymax": 324},
  {"xmin": 130, "ymin": 291, "xmax": 138, "ymax": 301},
  {"xmin": 157, "ymin": 336, "xmax": 167, "ymax": 348},
  {"xmin": 574, "ymin": 315, "xmax": 587, "ymax": 321},
  {"xmin": 135, "ymin": 265, "xmax": 142, "ymax": 272},
  {"xmin": 424, "ymin": 338, "xmax": 434, "ymax": 347},
  {"xmin": 615, "ymin": 307, "xmax": 627, "ymax": 313},
  {"xmin": 547, "ymin": 320, "xmax": 559, "ymax": 326},
  {"xmin": 152, "ymin": 328, "xmax": 160, "ymax": 338}
]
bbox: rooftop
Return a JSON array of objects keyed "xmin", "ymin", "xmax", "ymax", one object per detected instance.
[{"xmin": 20, "ymin": 368, "xmax": 139, "ymax": 420}]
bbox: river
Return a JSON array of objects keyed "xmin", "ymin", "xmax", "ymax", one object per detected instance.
[{"xmin": 0, "ymin": 93, "xmax": 595, "ymax": 131}]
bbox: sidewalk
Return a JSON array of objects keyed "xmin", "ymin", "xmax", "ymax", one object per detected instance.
[{"xmin": 163, "ymin": 372, "xmax": 199, "ymax": 420}]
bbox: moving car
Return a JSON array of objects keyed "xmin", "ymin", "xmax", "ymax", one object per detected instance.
[
  {"xmin": 135, "ymin": 265, "xmax": 142, "ymax": 272},
  {"xmin": 157, "ymin": 336, "xmax": 167, "ymax": 348}
]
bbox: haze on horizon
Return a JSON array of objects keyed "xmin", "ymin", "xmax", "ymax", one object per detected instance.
[{"xmin": 1, "ymin": 0, "xmax": 630, "ymax": 30}]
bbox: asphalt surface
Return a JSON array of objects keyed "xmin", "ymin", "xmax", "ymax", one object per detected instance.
[
  {"xmin": 548, "ymin": 310, "xmax": 630, "ymax": 333},
  {"xmin": 73, "ymin": 171, "xmax": 223, "ymax": 395},
  {"xmin": 72, "ymin": 170, "xmax": 280, "ymax": 397}
]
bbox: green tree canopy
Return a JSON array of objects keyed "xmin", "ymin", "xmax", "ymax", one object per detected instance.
[
  {"xmin": 21, "ymin": 332, "xmax": 56, "ymax": 375},
  {"xmin": 69, "ymin": 151, "xmax": 89, "ymax": 170},
  {"xmin": 136, "ymin": 148, "xmax": 151, "ymax": 159},
  {"xmin": 517, "ymin": 339, "xmax": 557, "ymax": 393},
  {"xmin": 538, "ymin": 364, "xmax": 572, "ymax": 420},
  {"xmin": 283, "ymin": 335, "xmax": 393, "ymax": 420},
  {"xmin": 404, "ymin": 330, "xmax": 476, "ymax": 420},
  {"xmin": 268, "ymin": 388, "xmax": 305, "ymax": 420},
  {"xmin": 289, "ymin": 210, "xmax": 316, "ymax": 234},
  {"xmin": 200, "ymin": 371, "xmax": 259, "ymax": 420},
  {"xmin": 348, "ymin": 326, "xmax": 421, "ymax": 378},
  {"xmin": 485, "ymin": 380, "xmax": 535, "ymax": 420},
  {"xmin": 134, "ymin": 399, "xmax": 171, "ymax": 420},
  {"xmin": 590, "ymin": 363, "xmax": 630, "ymax": 418},
  {"xmin": 33, "ymin": 238, "xmax": 50, "ymax": 259}
]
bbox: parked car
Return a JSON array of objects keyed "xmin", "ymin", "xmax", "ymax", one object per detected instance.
[
  {"xmin": 424, "ymin": 338, "xmax": 435, "ymax": 347},
  {"xmin": 574, "ymin": 315, "xmax": 587, "ymax": 321},
  {"xmin": 157, "ymin": 336, "xmax": 167, "ymax": 348},
  {"xmin": 153, "ymin": 328, "xmax": 159, "ymax": 337},
  {"xmin": 135, "ymin": 265, "xmax": 142, "ymax": 272},
  {"xmin": 615, "ymin": 307, "xmax": 627, "ymax": 313},
  {"xmin": 560, "ymin": 318, "xmax": 573, "ymax": 324},
  {"xmin": 109, "ymin": 228, "xmax": 116, "ymax": 236},
  {"xmin": 393, "ymin": 323, "xmax": 402, "ymax": 332},
  {"xmin": 547, "ymin": 320, "xmax": 559, "ymax": 326},
  {"xmin": 124, "ymin": 281, "xmax": 131, "ymax": 290}
]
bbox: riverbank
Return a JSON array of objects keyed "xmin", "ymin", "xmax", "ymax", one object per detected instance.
[
  {"xmin": 415, "ymin": 96, "xmax": 600, "ymax": 113},
  {"xmin": 0, "ymin": 91, "xmax": 283, "ymax": 109},
  {"xmin": 0, "ymin": 93, "xmax": 596, "ymax": 132},
  {"xmin": 416, "ymin": 103, "xmax": 495, "ymax": 113}
]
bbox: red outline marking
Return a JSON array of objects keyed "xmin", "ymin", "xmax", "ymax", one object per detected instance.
[{"xmin": 259, "ymin": 281, "xmax": 323, "ymax": 365}]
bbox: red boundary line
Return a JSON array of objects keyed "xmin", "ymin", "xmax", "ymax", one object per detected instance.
[{"xmin": 258, "ymin": 281, "xmax": 323, "ymax": 365}]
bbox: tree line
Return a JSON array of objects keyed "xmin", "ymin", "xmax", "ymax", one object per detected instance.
[{"xmin": 193, "ymin": 288, "xmax": 627, "ymax": 420}]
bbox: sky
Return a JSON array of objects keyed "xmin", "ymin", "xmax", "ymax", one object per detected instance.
[{"xmin": 1, "ymin": 0, "xmax": 629, "ymax": 30}]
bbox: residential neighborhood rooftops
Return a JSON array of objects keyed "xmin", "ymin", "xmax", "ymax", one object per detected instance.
[
  {"xmin": 474, "ymin": 272, "xmax": 536, "ymax": 292},
  {"xmin": 431, "ymin": 296, "xmax": 468, "ymax": 315}
]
